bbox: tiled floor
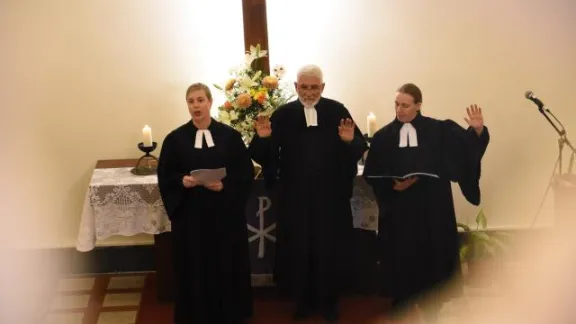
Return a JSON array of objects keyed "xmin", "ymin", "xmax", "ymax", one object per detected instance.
[
  {"xmin": 43, "ymin": 273, "xmax": 146, "ymax": 324},
  {"xmin": 38, "ymin": 267, "xmax": 511, "ymax": 324}
]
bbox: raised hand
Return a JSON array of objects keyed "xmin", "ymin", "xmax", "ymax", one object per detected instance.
[
  {"xmin": 254, "ymin": 115, "xmax": 272, "ymax": 138},
  {"xmin": 393, "ymin": 177, "xmax": 418, "ymax": 191},
  {"xmin": 204, "ymin": 181, "xmax": 224, "ymax": 192},
  {"xmin": 464, "ymin": 104, "xmax": 484, "ymax": 135},
  {"xmin": 182, "ymin": 175, "xmax": 199, "ymax": 188},
  {"xmin": 338, "ymin": 118, "xmax": 355, "ymax": 143}
]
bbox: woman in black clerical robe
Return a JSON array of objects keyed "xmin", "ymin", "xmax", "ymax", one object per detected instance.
[
  {"xmin": 363, "ymin": 83, "xmax": 489, "ymax": 322},
  {"xmin": 157, "ymin": 83, "xmax": 255, "ymax": 324}
]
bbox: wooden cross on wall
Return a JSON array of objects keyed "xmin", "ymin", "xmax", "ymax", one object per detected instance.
[{"xmin": 242, "ymin": 0, "xmax": 270, "ymax": 74}]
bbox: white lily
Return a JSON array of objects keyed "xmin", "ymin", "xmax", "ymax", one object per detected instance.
[
  {"xmin": 238, "ymin": 72, "xmax": 260, "ymax": 89},
  {"xmin": 250, "ymin": 44, "xmax": 267, "ymax": 58},
  {"xmin": 218, "ymin": 110, "xmax": 231, "ymax": 124},
  {"xmin": 245, "ymin": 44, "xmax": 268, "ymax": 68}
]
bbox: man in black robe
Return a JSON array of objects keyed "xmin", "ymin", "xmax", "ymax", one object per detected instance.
[
  {"xmin": 363, "ymin": 83, "xmax": 490, "ymax": 322},
  {"xmin": 158, "ymin": 83, "xmax": 254, "ymax": 324},
  {"xmin": 249, "ymin": 64, "xmax": 368, "ymax": 322}
]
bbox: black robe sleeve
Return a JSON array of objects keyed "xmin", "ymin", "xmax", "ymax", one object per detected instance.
[
  {"xmin": 248, "ymin": 112, "xmax": 281, "ymax": 191},
  {"xmin": 222, "ymin": 129, "xmax": 256, "ymax": 209},
  {"xmin": 340, "ymin": 107, "xmax": 370, "ymax": 173},
  {"xmin": 362, "ymin": 126, "xmax": 396, "ymax": 199},
  {"xmin": 339, "ymin": 106, "xmax": 369, "ymax": 197},
  {"xmin": 157, "ymin": 132, "xmax": 187, "ymax": 221},
  {"xmin": 441, "ymin": 120, "xmax": 490, "ymax": 205}
]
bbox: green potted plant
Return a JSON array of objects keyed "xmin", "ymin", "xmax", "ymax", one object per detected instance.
[{"xmin": 458, "ymin": 208, "xmax": 509, "ymax": 285}]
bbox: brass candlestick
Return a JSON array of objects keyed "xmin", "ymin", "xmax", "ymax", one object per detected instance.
[{"xmin": 131, "ymin": 142, "xmax": 159, "ymax": 175}]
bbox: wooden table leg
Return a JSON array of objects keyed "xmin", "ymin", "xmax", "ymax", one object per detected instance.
[{"xmin": 154, "ymin": 232, "xmax": 174, "ymax": 302}]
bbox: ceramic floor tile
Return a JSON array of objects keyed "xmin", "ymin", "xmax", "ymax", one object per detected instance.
[
  {"xmin": 97, "ymin": 310, "xmax": 137, "ymax": 324},
  {"xmin": 107, "ymin": 275, "xmax": 146, "ymax": 290},
  {"xmin": 102, "ymin": 293, "xmax": 142, "ymax": 307},
  {"xmin": 51, "ymin": 294, "xmax": 91, "ymax": 310},
  {"xmin": 57, "ymin": 277, "xmax": 96, "ymax": 292},
  {"xmin": 43, "ymin": 312, "xmax": 84, "ymax": 324}
]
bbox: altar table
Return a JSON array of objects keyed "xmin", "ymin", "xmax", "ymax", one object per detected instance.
[{"xmin": 76, "ymin": 159, "xmax": 380, "ymax": 300}]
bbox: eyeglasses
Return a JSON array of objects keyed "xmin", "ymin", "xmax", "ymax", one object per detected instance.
[{"xmin": 298, "ymin": 84, "xmax": 322, "ymax": 91}]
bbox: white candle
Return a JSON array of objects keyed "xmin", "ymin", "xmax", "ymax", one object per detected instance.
[
  {"xmin": 367, "ymin": 112, "xmax": 377, "ymax": 137},
  {"xmin": 142, "ymin": 125, "xmax": 153, "ymax": 146}
]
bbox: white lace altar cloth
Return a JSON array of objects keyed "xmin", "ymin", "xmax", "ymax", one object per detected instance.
[
  {"xmin": 76, "ymin": 166, "xmax": 379, "ymax": 252},
  {"xmin": 76, "ymin": 167, "xmax": 170, "ymax": 252}
]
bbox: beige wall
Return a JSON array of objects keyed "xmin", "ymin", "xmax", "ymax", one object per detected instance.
[
  {"xmin": 0, "ymin": 0, "xmax": 245, "ymax": 249},
  {"xmin": 267, "ymin": 0, "xmax": 576, "ymax": 229},
  {"xmin": 1, "ymin": 0, "xmax": 574, "ymax": 249}
]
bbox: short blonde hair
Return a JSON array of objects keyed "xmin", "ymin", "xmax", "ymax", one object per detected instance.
[
  {"xmin": 186, "ymin": 83, "xmax": 212, "ymax": 101},
  {"xmin": 297, "ymin": 64, "xmax": 323, "ymax": 82}
]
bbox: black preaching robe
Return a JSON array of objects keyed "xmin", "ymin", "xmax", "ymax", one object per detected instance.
[
  {"xmin": 157, "ymin": 119, "xmax": 254, "ymax": 324},
  {"xmin": 362, "ymin": 113, "xmax": 489, "ymax": 304},
  {"xmin": 249, "ymin": 97, "xmax": 368, "ymax": 308}
]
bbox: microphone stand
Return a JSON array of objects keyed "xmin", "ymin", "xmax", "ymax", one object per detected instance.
[
  {"xmin": 538, "ymin": 105, "xmax": 576, "ymax": 176},
  {"xmin": 530, "ymin": 104, "xmax": 575, "ymax": 228}
]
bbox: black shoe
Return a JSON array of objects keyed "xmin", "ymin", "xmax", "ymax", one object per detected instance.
[{"xmin": 293, "ymin": 307, "xmax": 314, "ymax": 321}]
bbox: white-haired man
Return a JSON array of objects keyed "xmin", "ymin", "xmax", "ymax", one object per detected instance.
[{"xmin": 249, "ymin": 64, "xmax": 368, "ymax": 322}]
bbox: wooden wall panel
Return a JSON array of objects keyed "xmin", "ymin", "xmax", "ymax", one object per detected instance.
[{"xmin": 242, "ymin": 0, "xmax": 270, "ymax": 74}]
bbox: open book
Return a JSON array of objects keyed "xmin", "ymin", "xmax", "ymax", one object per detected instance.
[
  {"xmin": 189, "ymin": 167, "xmax": 227, "ymax": 184},
  {"xmin": 366, "ymin": 172, "xmax": 439, "ymax": 180}
]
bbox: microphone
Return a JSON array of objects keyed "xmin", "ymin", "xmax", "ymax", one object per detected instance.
[
  {"xmin": 527, "ymin": 89, "xmax": 569, "ymax": 139},
  {"xmin": 525, "ymin": 90, "xmax": 545, "ymax": 109}
]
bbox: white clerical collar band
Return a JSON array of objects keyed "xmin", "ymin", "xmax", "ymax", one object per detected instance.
[
  {"xmin": 194, "ymin": 129, "xmax": 215, "ymax": 149},
  {"xmin": 399, "ymin": 123, "xmax": 418, "ymax": 147},
  {"xmin": 304, "ymin": 106, "xmax": 318, "ymax": 127}
]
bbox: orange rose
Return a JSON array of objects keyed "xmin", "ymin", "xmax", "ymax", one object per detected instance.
[
  {"xmin": 254, "ymin": 92, "xmax": 266, "ymax": 104},
  {"xmin": 262, "ymin": 75, "xmax": 278, "ymax": 89},
  {"xmin": 225, "ymin": 79, "xmax": 236, "ymax": 91},
  {"xmin": 223, "ymin": 101, "xmax": 233, "ymax": 110},
  {"xmin": 236, "ymin": 93, "xmax": 252, "ymax": 109}
]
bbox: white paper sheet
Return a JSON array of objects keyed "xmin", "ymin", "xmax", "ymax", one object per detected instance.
[{"xmin": 189, "ymin": 167, "xmax": 227, "ymax": 184}]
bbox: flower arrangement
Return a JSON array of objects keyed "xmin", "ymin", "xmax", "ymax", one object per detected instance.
[{"xmin": 214, "ymin": 44, "xmax": 295, "ymax": 143}]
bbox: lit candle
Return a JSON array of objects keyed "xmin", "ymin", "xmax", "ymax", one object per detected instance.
[
  {"xmin": 367, "ymin": 112, "xmax": 377, "ymax": 137},
  {"xmin": 142, "ymin": 125, "xmax": 153, "ymax": 147}
]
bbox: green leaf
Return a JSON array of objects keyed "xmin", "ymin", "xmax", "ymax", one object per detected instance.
[
  {"xmin": 460, "ymin": 245, "xmax": 470, "ymax": 261},
  {"xmin": 213, "ymin": 84, "xmax": 223, "ymax": 90},
  {"xmin": 470, "ymin": 233, "xmax": 492, "ymax": 248},
  {"xmin": 488, "ymin": 236, "xmax": 509, "ymax": 254},
  {"xmin": 475, "ymin": 208, "xmax": 488, "ymax": 229},
  {"xmin": 474, "ymin": 243, "xmax": 484, "ymax": 258}
]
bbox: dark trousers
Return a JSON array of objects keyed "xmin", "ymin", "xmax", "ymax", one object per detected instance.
[{"xmin": 295, "ymin": 224, "xmax": 338, "ymax": 313}]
